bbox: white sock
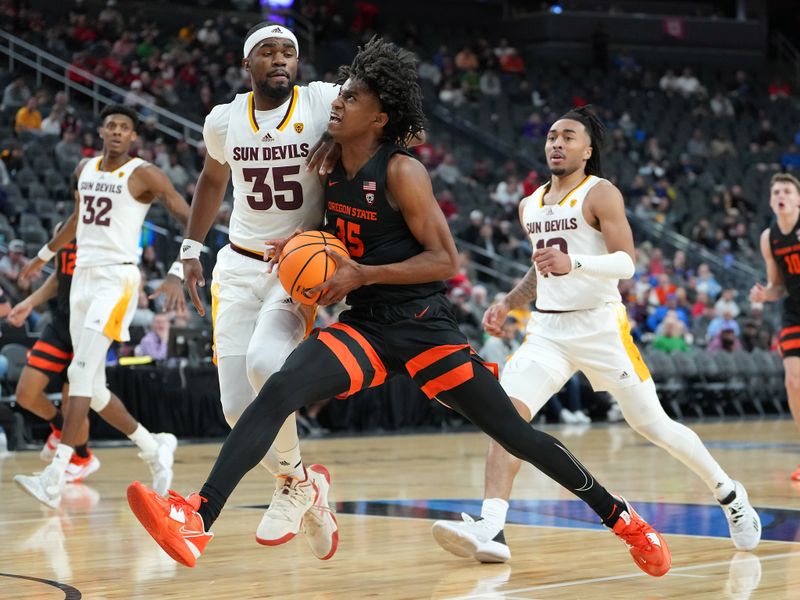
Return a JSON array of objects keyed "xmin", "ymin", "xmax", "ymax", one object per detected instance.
[
  {"xmin": 128, "ymin": 423, "xmax": 158, "ymax": 455},
  {"xmin": 275, "ymin": 441, "xmax": 305, "ymax": 479},
  {"xmin": 481, "ymin": 498, "xmax": 509, "ymax": 529},
  {"xmin": 706, "ymin": 468, "xmax": 736, "ymax": 503},
  {"xmin": 52, "ymin": 443, "xmax": 74, "ymax": 472}
]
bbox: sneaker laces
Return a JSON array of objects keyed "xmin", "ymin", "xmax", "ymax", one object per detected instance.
[
  {"xmin": 459, "ymin": 513, "xmax": 500, "ymax": 537},
  {"xmin": 267, "ymin": 480, "xmax": 311, "ymax": 522},
  {"xmin": 167, "ymin": 490, "xmax": 204, "ymax": 512},
  {"xmin": 613, "ymin": 513, "xmax": 651, "ymax": 549},
  {"xmin": 725, "ymin": 500, "xmax": 746, "ymax": 528}
]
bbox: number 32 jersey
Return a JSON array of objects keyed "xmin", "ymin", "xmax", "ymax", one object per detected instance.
[
  {"xmin": 76, "ymin": 155, "xmax": 151, "ymax": 267},
  {"xmin": 204, "ymin": 83, "xmax": 340, "ymax": 254},
  {"xmin": 522, "ymin": 174, "xmax": 621, "ymax": 311}
]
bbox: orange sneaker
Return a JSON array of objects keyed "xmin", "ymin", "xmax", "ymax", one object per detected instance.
[
  {"xmin": 126, "ymin": 481, "xmax": 213, "ymax": 568},
  {"xmin": 610, "ymin": 498, "xmax": 671, "ymax": 577},
  {"xmin": 791, "ymin": 466, "xmax": 800, "ymax": 481}
]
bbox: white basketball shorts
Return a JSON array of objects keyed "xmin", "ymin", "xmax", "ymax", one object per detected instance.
[
  {"xmin": 501, "ymin": 302, "xmax": 651, "ymax": 398},
  {"xmin": 70, "ymin": 263, "xmax": 140, "ymax": 342}
]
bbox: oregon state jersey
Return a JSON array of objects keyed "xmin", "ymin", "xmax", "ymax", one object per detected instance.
[
  {"xmin": 325, "ymin": 144, "xmax": 445, "ymax": 307},
  {"xmin": 56, "ymin": 241, "xmax": 76, "ymax": 317},
  {"xmin": 203, "ymin": 83, "xmax": 339, "ymax": 254},
  {"xmin": 522, "ymin": 174, "xmax": 621, "ymax": 311},
  {"xmin": 76, "ymin": 156, "xmax": 151, "ymax": 267},
  {"xmin": 769, "ymin": 215, "xmax": 800, "ymax": 316}
]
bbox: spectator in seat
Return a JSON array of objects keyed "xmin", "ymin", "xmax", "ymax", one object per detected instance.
[
  {"xmin": 714, "ymin": 288, "xmax": 740, "ymax": 319},
  {"xmin": 2, "ymin": 75, "xmax": 31, "ymax": 115},
  {"xmin": 459, "ymin": 209, "xmax": 484, "ymax": 245},
  {"xmin": 15, "ymin": 97, "xmax": 42, "ymax": 135},
  {"xmin": 696, "ymin": 263, "xmax": 722, "ymax": 299},
  {"xmin": 55, "ymin": 129, "xmax": 82, "ymax": 171},
  {"xmin": 141, "ymin": 245, "xmax": 165, "ymax": 280},
  {"xmin": 652, "ymin": 316, "xmax": 691, "ymax": 354},
  {"xmin": 436, "ymin": 189, "xmax": 458, "ymax": 221},
  {"xmin": 706, "ymin": 307, "xmax": 740, "ymax": 343},
  {"xmin": 135, "ymin": 313, "xmax": 170, "ymax": 361},
  {"xmin": 491, "ymin": 173, "xmax": 524, "ymax": 214},
  {"xmin": 0, "ymin": 239, "xmax": 34, "ymax": 300},
  {"xmin": 707, "ymin": 327, "xmax": 742, "ymax": 353}
]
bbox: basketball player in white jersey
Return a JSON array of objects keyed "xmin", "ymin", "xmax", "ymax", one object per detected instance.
[
  {"xmin": 178, "ymin": 23, "xmax": 339, "ymax": 559},
  {"xmin": 432, "ymin": 106, "xmax": 761, "ymax": 562},
  {"xmin": 15, "ymin": 104, "xmax": 189, "ymax": 509}
]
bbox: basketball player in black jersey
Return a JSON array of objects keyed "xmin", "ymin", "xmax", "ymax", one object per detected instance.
[
  {"xmin": 126, "ymin": 38, "xmax": 671, "ymax": 576},
  {"xmin": 751, "ymin": 172, "xmax": 800, "ymax": 481},
  {"xmin": 10, "ymin": 229, "xmax": 98, "ymax": 480}
]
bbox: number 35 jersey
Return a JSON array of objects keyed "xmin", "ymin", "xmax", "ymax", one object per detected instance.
[
  {"xmin": 522, "ymin": 174, "xmax": 621, "ymax": 311},
  {"xmin": 204, "ymin": 83, "xmax": 340, "ymax": 254},
  {"xmin": 76, "ymin": 155, "xmax": 151, "ymax": 267}
]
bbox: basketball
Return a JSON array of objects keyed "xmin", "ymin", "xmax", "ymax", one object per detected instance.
[{"xmin": 277, "ymin": 230, "xmax": 349, "ymax": 305}]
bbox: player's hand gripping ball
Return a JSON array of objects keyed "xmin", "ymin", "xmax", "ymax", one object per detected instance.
[{"xmin": 277, "ymin": 231, "xmax": 350, "ymax": 305}]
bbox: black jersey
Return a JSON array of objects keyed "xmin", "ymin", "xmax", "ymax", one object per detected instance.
[
  {"xmin": 769, "ymin": 216, "xmax": 800, "ymax": 316},
  {"xmin": 55, "ymin": 241, "xmax": 76, "ymax": 318},
  {"xmin": 324, "ymin": 143, "xmax": 445, "ymax": 307}
]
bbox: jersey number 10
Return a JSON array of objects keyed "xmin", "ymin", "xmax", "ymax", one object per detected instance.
[{"xmin": 243, "ymin": 166, "xmax": 303, "ymax": 210}]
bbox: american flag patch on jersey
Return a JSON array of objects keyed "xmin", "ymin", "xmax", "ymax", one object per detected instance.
[{"xmin": 363, "ymin": 181, "xmax": 376, "ymax": 191}]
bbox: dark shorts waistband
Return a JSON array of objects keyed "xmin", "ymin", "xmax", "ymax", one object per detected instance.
[{"xmin": 230, "ymin": 243, "xmax": 265, "ymax": 261}]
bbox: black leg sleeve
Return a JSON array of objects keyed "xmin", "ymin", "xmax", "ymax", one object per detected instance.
[
  {"xmin": 436, "ymin": 358, "xmax": 619, "ymax": 523},
  {"xmin": 198, "ymin": 337, "xmax": 350, "ymax": 529}
]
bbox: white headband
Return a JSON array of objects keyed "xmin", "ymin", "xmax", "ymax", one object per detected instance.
[{"xmin": 243, "ymin": 25, "xmax": 299, "ymax": 59}]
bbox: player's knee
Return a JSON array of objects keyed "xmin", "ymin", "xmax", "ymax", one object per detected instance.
[
  {"xmin": 785, "ymin": 371, "xmax": 800, "ymax": 395},
  {"xmin": 245, "ymin": 349, "xmax": 284, "ymax": 391},
  {"xmin": 90, "ymin": 386, "xmax": 111, "ymax": 412},
  {"xmin": 66, "ymin": 361, "xmax": 93, "ymax": 399},
  {"xmin": 220, "ymin": 391, "xmax": 247, "ymax": 428}
]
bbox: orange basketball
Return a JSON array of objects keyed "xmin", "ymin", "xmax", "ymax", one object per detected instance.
[{"xmin": 277, "ymin": 230, "xmax": 350, "ymax": 305}]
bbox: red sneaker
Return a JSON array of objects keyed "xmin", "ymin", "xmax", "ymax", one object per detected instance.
[
  {"xmin": 791, "ymin": 466, "xmax": 800, "ymax": 481},
  {"xmin": 610, "ymin": 498, "xmax": 671, "ymax": 577},
  {"xmin": 126, "ymin": 481, "xmax": 213, "ymax": 568},
  {"xmin": 64, "ymin": 451, "xmax": 101, "ymax": 483},
  {"xmin": 40, "ymin": 425, "xmax": 61, "ymax": 462}
]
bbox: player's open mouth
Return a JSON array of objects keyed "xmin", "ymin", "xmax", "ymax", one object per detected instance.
[
  {"xmin": 550, "ymin": 153, "xmax": 564, "ymax": 163},
  {"xmin": 329, "ymin": 113, "xmax": 342, "ymax": 123}
]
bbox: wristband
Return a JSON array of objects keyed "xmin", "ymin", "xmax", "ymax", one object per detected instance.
[
  {"xmin": 179, "ymin": 238, "xmax": 203, "ymax": 260},
  {"xmin": 167, "ymin": 260, "xmax": 184, "ymax": 281},
  {"xmin": 37, "ymin": 244, "xmax": 55, "ymax": 262}
]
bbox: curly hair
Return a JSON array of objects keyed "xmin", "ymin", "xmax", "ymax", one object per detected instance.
[
  {"xmin": 337, "ymin": 36, "xmax": 425, "ymax": 146},
  {"xmin": 558, "ymin": 105, "xmax": 606, "ymax": 177}
]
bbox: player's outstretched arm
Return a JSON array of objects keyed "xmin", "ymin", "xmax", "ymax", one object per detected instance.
[
  {"xmin": 312, "ymin": 155, "xmax": 458, "ymax": 305},
  {"xmin": 20, "ymin": 159, "xmax": 87, "ymax": 281},
  {"xmin": 140, "ymin": 164, "xmax": 191, "ymax": 227},
  {"xmin": 8, "ymin": 271, "xmax": 58, "ymax": 327},
  {"xmin": 751, "ymin": 228, "xmax": 786, "ymax": 303}
]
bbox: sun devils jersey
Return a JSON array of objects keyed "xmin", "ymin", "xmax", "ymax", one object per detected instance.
[
  {"xmin": 204, "ymin": 83, "xmax": 339, "ymax": 254},
  {"xmin": 769, "ymin": 214, "xmax": 800, "ymax": 316},
  {"xmin": 522, "ymin": 175, "xmax": 621, "ymax": 311},
  {"xmin": 76, "ymin": 156, "xmax": 151, "ymax": 267}
]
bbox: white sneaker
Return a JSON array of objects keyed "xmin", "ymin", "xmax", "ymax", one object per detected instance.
[
  {"xmin": 139, "ymin": 433, "xmax": 178, "ymax": 496},
  {"xmin": 256, "ymin": 468, "xmax": 318, "ymax": 546},
  {"xmin": 432, "ymin": 513, "xmax": 511, "ymax": 563},
  {"xmin": 64, "ymin": 453, "xmax": 101, "ymax": 483},
  {"xmin": 721, "ymin": 481, "xmax": 761, "ymax": 551},
  {"xmin": 559, "ymin": 409, "xmax": 579, "ymax": 424},
  {"xmin": 573, "ymin": 410, "xmax": 591, "ymax": 424},
  {"xmin": 301, "ymin": 464, "xmax": 339, "ymax": 560},
  {"xmin": 14, "ymin": 464, "xmax": 65, "ymax": 509}
]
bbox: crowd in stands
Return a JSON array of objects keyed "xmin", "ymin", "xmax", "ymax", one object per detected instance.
[{"xmin": 0, "ymin": 1, "xmax": 797, "ymax": 418}]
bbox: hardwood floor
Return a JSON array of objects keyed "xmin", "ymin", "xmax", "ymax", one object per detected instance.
[{"xmin": 1, "ymin": 418, "xmax": 798, "ymax": 598}]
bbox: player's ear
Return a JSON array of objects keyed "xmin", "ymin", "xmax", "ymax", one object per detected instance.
[
  {"xmin": 584, "ymin": 145, "xmax": 592, "ymax": 161},
  {"xmin": 242, "ymin": 57, "xmax": 251, "ymax": 72},
  {"xmin": 374, "ymin": 111, "xmax": 388, "ymax": 128}
]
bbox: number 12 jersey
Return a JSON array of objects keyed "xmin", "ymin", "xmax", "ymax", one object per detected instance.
[{"xmin": 204, "ymin": 83, "xmax": 340, "ymax": 254}]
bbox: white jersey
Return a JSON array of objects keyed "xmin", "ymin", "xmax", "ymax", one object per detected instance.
[
  {"xmin": 522, "ymin": 174, "xmax": 621, "ymax": 311},
  {"xmin": 76, "ymin": 155, "xmax": 151, "ymax": 267},
  {"xmin": 204, "ymin": 82, "xmax": 339, "ymax": 254}
]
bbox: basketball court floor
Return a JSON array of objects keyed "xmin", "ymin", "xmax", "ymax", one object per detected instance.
[{"xmin": 1, "ymin": 418, "xmax": 799, "ymax": 598}]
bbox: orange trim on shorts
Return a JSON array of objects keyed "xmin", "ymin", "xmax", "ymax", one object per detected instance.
[
  {"xmin": 329, "ymin": 323, "xmax": 387, "ymax": 387},
  {"xmin": 469, "ymin": 347, "xmax": 499, "ymax": 379},
  {"xmin": 782, "ymin": 339, "xmax": 800, "ymax": 351},
  {"xmin": 420, "ymin": 362, "xmax": 474, "ymax": 399},
  {"xmin": 781, "ymin": 326, "xmax": 800, "ymax": 338},
  {"xmin": 405, "ymin": 344, "xmax": 469, "ymax": 378},
  {"xmin": 28, "ymin": 355, "xmax": 67, "ymax": 373},
  {"xmin": 318, "ymin": 331, "xmax": 364, "ymax": 397},
  {"xmin": 32, "ymin": 340, "xmax": 71, "ymax": 360}
]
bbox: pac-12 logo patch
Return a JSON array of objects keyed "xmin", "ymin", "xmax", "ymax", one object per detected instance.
[
  {"xmin": 294, "ymin": 122, "xmax": 304, "ymax": 133},
  {"xmin": 365, "ymin": 193, "xmax": 375, "ymax": 205}
]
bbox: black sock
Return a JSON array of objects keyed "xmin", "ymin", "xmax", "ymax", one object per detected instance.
[
  {"xmin": 74, "ymin": 444, "xmax": 89, "ymax": 459},
  {"xmin": 601, "ymin": 496, "xmax": 627, "ymax": 528},
  {"xmin": 50, "ymin": 412, "xmax": 64, "ymax": 431},
  {"xmin": 198, "ymin": 483, "xmax": 225, "ymax": 531}
]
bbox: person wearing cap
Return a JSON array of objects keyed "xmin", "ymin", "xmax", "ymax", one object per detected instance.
[{"xmin": 0, "ymin": 239, "xmax": 35, "ymax": 299}]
